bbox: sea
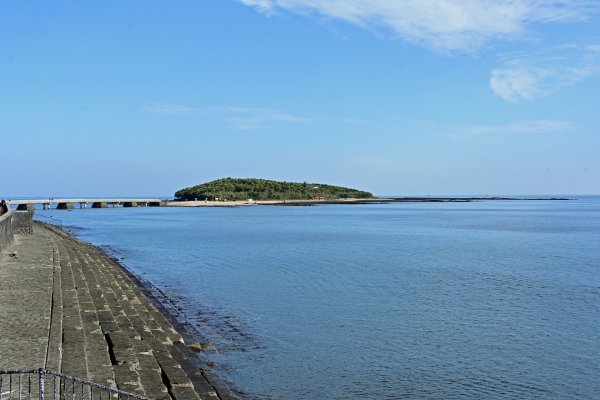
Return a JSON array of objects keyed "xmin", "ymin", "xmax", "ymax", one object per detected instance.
[{"xmin": 34, "ymin": 197, "xmax": 600, "ymax": 399}]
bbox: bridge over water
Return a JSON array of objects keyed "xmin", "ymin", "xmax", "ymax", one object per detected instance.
[{"xmin": 7, "ymin": 198, "xmax": 164, "ymax": 210}]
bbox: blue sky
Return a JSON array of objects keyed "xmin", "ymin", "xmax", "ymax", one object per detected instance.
[{"xmin": 1, "ymin": 0, "xmax": 599, "ymax": 197}]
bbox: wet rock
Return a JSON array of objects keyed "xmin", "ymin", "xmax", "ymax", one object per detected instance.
[
  {"xmin": 188, "ymin": 342, "xmax": 203, "ymax": 352},
  {"xmin": 172, "ymin": 337, "xmax": 185, "ymax": 345}
]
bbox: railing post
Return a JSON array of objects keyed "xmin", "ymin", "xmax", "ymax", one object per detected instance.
[
  {"xmin": 38, "ymin": 369, "xmax": 44, "ymax": 400},
  {"xmin": 0, "ymin": 370, "xmax": 149, "ymax": 400}
]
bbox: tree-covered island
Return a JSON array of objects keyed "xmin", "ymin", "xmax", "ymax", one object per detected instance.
[{"xmin": 175, "ymin": 178, "xmax": 374, "ymax": 201}]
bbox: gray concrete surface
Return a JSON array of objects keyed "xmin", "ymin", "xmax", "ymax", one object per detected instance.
[
  {"xmin": 0, "ymin": 229, "xmax": 53, "ymax": 369},
  {"xmin": 0, "ymin": 224, "xmax": 225, "ymax": 400},
  {"xmin": 0, "ymin": 209, "xmax": 14, "ymax": 254}
]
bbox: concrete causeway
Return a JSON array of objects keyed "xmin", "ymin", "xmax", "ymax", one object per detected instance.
[
  {"xmin": 0, "ymin": 223, "xmax": 225, "ymax": 400},
  {"xmin": 7, "ymin": 199, "xmax": 163, "ymax": 210}
]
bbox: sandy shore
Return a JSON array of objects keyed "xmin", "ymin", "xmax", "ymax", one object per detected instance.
[
  {"xmin": 165, "ymin": 198, "xmax": 387, "ymax": 207},
  {"xmin": 165, "ymin": 196, "xmax": 569, "ymax": 207}
]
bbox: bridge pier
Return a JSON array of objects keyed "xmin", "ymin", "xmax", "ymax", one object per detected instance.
[
  {"xmin": 9, "ymin": 198, "xmax": 162, "ymax": 210},
  {"xmin": 56, "ymin": 202, "xmax": 74, "ymax": 210},
  {"xmin": 16, "ymin": 204, "xmax": 36, "ymax": 211}
]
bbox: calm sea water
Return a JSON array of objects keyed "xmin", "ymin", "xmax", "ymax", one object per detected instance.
[{"xmin": 37, "ymin": 198, "xmax": 600, "ymax": 399}]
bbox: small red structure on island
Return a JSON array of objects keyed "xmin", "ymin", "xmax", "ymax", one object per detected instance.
[{"xmin": 313, "ymin": 194, "xmax": 326, "ymax": 201}]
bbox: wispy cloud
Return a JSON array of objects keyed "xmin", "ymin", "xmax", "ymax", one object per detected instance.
[
  {"xmin": 586, "ymin": 44, "xmax": 600, "ymax": 52},
  {"xmin": 490, "ymin": 44, "xmax": 600, "ymax": 102},
  {"xmin": 217, "ymin": 106, "xmax": 311, "ymax": 129},
  {"xmin": 451, "ymin": 119, "xmax": 575, "ymax": 139},
  {"xmin": 239, "ymin": 0, "xmax": 594, "ymax": 53},
  {"xmin": 145, "ymin": 104, "xmax": 311, "ymax": 129}
]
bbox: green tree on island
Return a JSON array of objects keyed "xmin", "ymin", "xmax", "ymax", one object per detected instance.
[{"xmin": 175, "ymin": 178, "xmax": 374, "ymax": 201}]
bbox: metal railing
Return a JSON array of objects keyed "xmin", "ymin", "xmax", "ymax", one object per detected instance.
[{"xmin": 0, "ymin": 369, "xmax": 150, "ymax": 400}]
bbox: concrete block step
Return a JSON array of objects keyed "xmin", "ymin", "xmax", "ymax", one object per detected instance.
[{"xmin": 47, "ymin": 228, "xmax": 213, "ymax": 400}]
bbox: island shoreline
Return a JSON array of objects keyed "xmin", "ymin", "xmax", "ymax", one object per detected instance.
[{"xmin": 166, "ymin": 196, "xmax": 571, "ymax": 207}]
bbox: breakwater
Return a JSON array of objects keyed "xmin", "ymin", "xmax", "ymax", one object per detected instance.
[{"xmin": 0, "ymin": 222, "xmax": 233, "ymax": 399}]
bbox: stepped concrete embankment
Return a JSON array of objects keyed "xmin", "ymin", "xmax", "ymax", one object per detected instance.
[{"xmin": 0, "ymin": 222, "xmax": 232, "ymax": 400}]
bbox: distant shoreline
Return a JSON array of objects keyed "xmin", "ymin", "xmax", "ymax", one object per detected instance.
[{"xmin": 166, "ymin": 196, "xmax": 571, "ymax": 207}]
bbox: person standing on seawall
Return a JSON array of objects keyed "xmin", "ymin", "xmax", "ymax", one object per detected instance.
[{"xmin": 0, "ymin": 200, "xmax": 8, "ymax": 216}]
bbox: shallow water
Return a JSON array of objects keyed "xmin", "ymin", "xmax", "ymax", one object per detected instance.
[{"xmin": 37, "ymin": 197, "xmax": 600, "ymax": 399}]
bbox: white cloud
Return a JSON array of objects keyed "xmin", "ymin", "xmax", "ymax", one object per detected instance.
[
  {"xmin": 145, "ymin": 104, "xmax": 310, "ymax": 130},
  {"xmin": 240, "ymin": 0, "xmax": 275, "ymax": 13},
  {"xmin": 222, "ymin": 106, "xmax": 311, "ymax": 129},
  {"xmin": 490, "ymin": 63, "xmax": 551, "ymax": 102},
  {"xmin": 239, "ymin": 0, "xmax": 594, "ymax": 52},
  {"xmin": 490, "ymin": 44, "xmax": 600, "ymax": 101},
  {"xmin": 452, "ymin": 119, "xmax": 575, "ymax": 139},
  {"xmin": 587, "ymin": 44, "xmax": 600, "ymax": 52}
]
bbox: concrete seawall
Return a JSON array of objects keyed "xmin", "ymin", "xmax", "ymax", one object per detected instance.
[
  {"xmin": 0, "ymin": 222, "xmax": 234, "ymax": 399},
  {"xmin": 12, "ymin": 209, "xmax": 35, "ymax": 234},
  {"xmin": 0, "ymin": 208, "xmax": 14, "ymax": 254}
]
